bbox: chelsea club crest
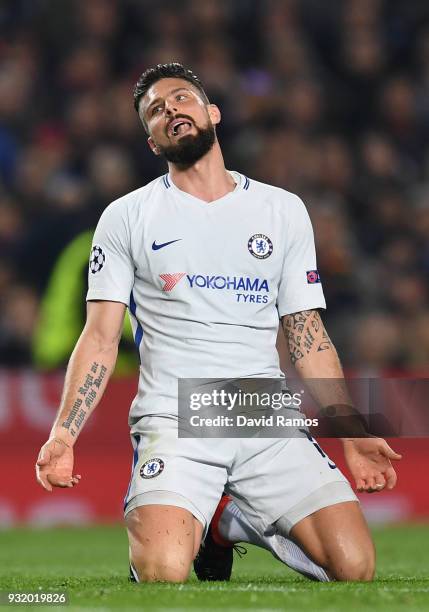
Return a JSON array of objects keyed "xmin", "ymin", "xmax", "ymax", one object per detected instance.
[
  {"xmin": 248, "ymin": 234, "xmax": 273, "ymax": 259},
  {"xmin": 140, "ymin": 458, "xmax": 165, "ymax": 479}
]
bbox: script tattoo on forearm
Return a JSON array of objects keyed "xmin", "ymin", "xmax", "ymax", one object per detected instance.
[
  {"xmin": 282, "ymin": 310, "xmax": 333, "ymax": 364},
  {"xmin": 61, "ymin": 362, "xmax": 108, "ymax": 437}
]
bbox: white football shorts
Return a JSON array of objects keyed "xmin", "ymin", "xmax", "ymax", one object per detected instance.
[{"xmin": 123, "ymin": 415, "xmax": 357, "ymax": 536}]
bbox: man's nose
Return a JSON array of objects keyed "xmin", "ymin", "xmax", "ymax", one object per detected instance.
[{"xmin": 165, "ymin": 102, "xmax": 178, "ymax": 115}]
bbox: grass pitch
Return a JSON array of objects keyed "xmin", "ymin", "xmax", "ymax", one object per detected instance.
[{"xmin": 1, "ymin": 525, "xmax": 428, "ymax": 611}]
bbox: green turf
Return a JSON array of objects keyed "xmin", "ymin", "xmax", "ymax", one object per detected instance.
[{"xmin": 0, "ymin": 525, "xmax": 428, "ymax": 611}]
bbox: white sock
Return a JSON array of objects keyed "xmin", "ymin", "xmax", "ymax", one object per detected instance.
[
  {"xmin": 218, "ymin": 498, "xmax": 271, "ymax": 551},
  {"xmin": 218, "ymin": 499, "xmax": 330, "ymax": 582}
]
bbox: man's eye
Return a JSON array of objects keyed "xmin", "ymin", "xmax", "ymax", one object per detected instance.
[
  {"xmin": 152, "ymin": 105, "xmax": 163, "ymax": 115},
  {"xmin": 176, "ymin": 94, "xmax": 186, "ymax": 101}
]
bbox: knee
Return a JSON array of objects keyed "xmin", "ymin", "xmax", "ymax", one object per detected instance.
[
  {"xmin": 125, "ymin": 505, "xmax": 199, "ymax": 583},
  {"xmin": 132, "ymin": 552, "xmax": 191, "ymax": 583},
  {"xmin": 329, "ymin": 545, "xmax": 375, "ymax": 582}
]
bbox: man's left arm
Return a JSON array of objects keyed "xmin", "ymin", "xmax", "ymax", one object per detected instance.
[{"xmin": 281, "ymin": 309, "xmax": 402, "ymax": 492}]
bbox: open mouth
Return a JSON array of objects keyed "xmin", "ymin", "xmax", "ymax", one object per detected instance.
[{"xmin": 168, "ymin": 118, "xmax": 193, "ymax": 137}]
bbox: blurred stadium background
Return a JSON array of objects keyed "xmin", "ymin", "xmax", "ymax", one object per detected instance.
[{"xmin": 0, "ymin": 0, "xmax": 428, "ymax": 529}]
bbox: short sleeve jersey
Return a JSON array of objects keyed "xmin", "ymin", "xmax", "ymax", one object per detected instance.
[{"xmin": 87, "ymin": 172, "xmax": 325, "ymax": 421}]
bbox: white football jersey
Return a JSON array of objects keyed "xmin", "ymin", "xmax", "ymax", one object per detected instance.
[{"xmin": 86, "ymin": 172, "xmax": 325, "ymax": 422}]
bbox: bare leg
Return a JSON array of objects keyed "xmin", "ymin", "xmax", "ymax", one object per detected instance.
[
  {"xmin": 126, "ymin": 504, "xmax": 204, "ymax": 582},
  {"xmin": 285, "ymin": 501, "xmax": 375, "ymax": 581}
]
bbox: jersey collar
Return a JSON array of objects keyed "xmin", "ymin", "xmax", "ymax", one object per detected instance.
[{"xmin": 162, "ymin": 170, "xmax": 250, "ymax": 206}]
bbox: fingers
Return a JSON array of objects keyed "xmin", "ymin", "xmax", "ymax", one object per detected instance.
[
  {"xmin": 350, "ymin": 438, "xmax": 401, "ymax": 494},
  {"xmin": 35, "ymin": 440, "xmax": 78, "ymax": 491},
  {"xmin": 375, "ymin": 474, "xmax": 386, "ymax": 491},
  {"xmin": 356, "ymin": 478, "xmax": 366, "ymax": 492},
  {"xmin": 378, "ymin": 440, "xmax": 402, "ymax": 461},
  {"xmin": 47, "ymin": 473, "xmax": 81, "ymax": 488},
  {"xmin": 35, "ymin": 445, "xmax": 56, "ymax": 490},
  {"xmin": 35, "ymin": 465, "xmax": 53, "ymax": 492},
  {"xmin": 385, "ymin": 466, "xmax": 398, "ymax": 490},
  {"xmin": 36, "ymin": 447, "xmax": 51, "ymax": 467},
  {"xmin": 36, "ymin": 446, "xmax": 53, "ymax": 491},
  {"xmin": 367, "ymin": 474, "xmax": 387, "ymax": 493},
  {"xmin": 365, "ymin": 476, "xmax": 377, "ymax": 493},
  {"xmin": 356, "ymin": 474, "xmax": 371, "ymax": 492},
  {"xmin": 356, "ymin": 474, "xmax": 386, "ymax": 493}
]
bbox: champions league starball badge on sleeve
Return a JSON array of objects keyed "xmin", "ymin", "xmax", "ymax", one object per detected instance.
[{"xmin": 89, "ymin": 245, "xmax": 106, "ymax": 274}]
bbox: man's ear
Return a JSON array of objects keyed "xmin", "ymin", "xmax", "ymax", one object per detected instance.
[
  {"xmin": 148, "ymin": 136, "xmax": 160, "ymax": 155},
  {"xmin": 207, "ymin": 104, "xmax": 221, "ymax": 126}
]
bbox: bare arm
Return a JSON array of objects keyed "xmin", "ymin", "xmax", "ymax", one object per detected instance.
[
  {"xmin": 36, "ymin": 300, "xmax": 126, "ymax": 490},
  {"xmin": 281, "ymin": 309, "xmax": 401, "ymax": 491},
  {"xmin": 282, "ymin": 309, "xmax": 353, "ymax": 411},
  {"xmin": 282, "ymin": 309, "xmax": 339, "ymax": 375},
  {"xmin": 50, "ymin": 300, "xmax": 126, "ymax": 444}
]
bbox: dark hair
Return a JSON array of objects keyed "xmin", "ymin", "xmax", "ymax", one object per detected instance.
[{"xmin": 133, "ymin": 62, "xmax": 209, "ymax": 113}]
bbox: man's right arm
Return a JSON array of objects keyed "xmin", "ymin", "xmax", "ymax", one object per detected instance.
[{"xmin": 35, "ymin": 300, "xmax": 126, "ymax": 491}]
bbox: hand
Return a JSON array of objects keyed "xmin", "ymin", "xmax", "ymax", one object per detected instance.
[
  {"xmin": 343, "ymin": 437, "xmax": 402, "ymax": 493},
  {"xmin": 35, "ymin": 438, "xmax": 81, "ymax": 492}
]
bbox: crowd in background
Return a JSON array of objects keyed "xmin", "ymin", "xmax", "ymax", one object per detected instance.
[{"xmin": 0, "ymin": 0, "xmax": 428, "ymax": 370}]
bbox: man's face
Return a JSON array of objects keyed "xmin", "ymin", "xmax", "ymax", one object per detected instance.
[{"xmin": 139, "ymin": 77, "xmax": 219, "ymax": 167}]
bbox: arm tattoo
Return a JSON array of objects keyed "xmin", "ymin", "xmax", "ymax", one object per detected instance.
[
  {"xmin": 61, "ymin": 361, "xmax": 108, "ymax": 437},
  {"xmin": 318, "ymin": 329, "xmax": 332, "ymax": 352},
  {"xmin": 282, "ymin": 310, "xmax": 333, "ymax": 364}
]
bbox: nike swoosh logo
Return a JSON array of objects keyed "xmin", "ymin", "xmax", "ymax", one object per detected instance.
[{"xmin": 152, "ymin": 239, "xmax": 182, "ymax": 251}]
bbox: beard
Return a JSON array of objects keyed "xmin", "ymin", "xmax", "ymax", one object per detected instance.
[{"xmin": 157, "ymin": 122, "xmax": 216, "ymax": 168}]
